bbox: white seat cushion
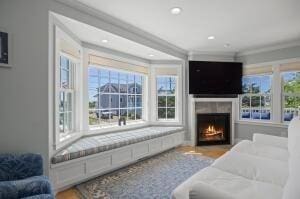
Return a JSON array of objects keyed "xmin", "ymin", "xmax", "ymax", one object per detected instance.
[
  {"xmin": 232, "ymin": 140, "xmax": 289, "ymax": 162},
  {"xmin": 211, "ymin": 151, "xmax": 288, "ymax": 187},
  {"xmin": 172, "ymin": 167, "xmax": 283, "ymax": 199}
]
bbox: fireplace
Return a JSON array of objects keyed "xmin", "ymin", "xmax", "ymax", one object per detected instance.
[{"xmin": 197, "ymin": 113, "xmax": 230, "ymax": 146}]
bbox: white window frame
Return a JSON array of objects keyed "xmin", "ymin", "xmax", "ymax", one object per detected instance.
[
  {"xmin": 53, "ymin": 25, "xmax": 83, "ymax": 150},
  {"xmin": 87, "ymin": 64, "xmax": 147, "ymax": 131},
  {"xmin": 281, "ymin": 71, "xmax": 300, "ymax": 122},
  {"xmin": 239, "ymin": 74, "xmax": 273, "ymax": 122},
  {"xmin": 156, "ymin": 75, "xmax": 178, "ymax": 121}
]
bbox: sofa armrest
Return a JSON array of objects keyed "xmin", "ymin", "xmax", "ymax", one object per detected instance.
[
  {"xmin": 253, "ymin": 133, "xmax": 288, "ymax": 149},
  {"xmin": 189, "ymin": 182, "xmax": 235, "ymax": 199},
  {"xmin": 0, "ymin": 154, "xmax": 43, "ymax": 181}
]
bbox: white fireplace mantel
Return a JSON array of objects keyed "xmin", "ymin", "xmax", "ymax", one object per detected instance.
[{"xmin": 188, "ymin": 97, "xmax": 238, "ymax": 146}]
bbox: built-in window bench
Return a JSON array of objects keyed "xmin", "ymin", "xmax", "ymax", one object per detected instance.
[{"xmin": 50, "ymin": 126, "xmax": 184, "ymax": 192}]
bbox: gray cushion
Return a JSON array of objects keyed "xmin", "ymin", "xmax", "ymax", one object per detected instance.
[{"xmin": 52, "ymin": 126, "xmax": 183, "ymax": 164}]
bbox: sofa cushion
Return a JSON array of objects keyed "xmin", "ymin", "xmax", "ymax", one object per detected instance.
[
  {"xmin": 189, "ymin": 181, "xmax": 234, "ymax": 199},
  {"xmin": 172, "ymin": 167, "xmax": 283, "ymax": 199},
  {"xmin": 282, "ymin": 157, "xmax": 300, "ymax": 199},
  {"xmin": 211, "ymin": 151, "xmax": 288, "ymax": 187},
  {"xmin": 52, "ymin": 126, "xmax": 183, "ymax": 164},
  {"xmin": 231, "ymin": 140, "xmax": 289, "ymax": 162}
]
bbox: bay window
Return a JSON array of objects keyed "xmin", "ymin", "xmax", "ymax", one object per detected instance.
[
  {"xmin": 240, "ymin": 75, "xmax": 272, "ymax": 120},
  {"xmin": 88, "ymin": 66, "xmax": 144, "ymax": 129},
  {"xmin": 282, "ymin": 71, "xmax": 300, "ymax": 121},
  {"xmin": 157, "ymin": 76, "xmax": 177, "ymax": 120}
]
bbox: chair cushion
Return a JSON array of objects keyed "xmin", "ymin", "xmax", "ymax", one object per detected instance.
[
  {"xmin": 0, "ymin": 176, "xmax": 52, "ymax": 199},
  {"xmin": 172, "ymin": 167, "xmax": 283, "ymax": 199},
  {"xmin": 211, "ymin": 151, "xmax": 288, "ymax": 187},
  {"xmin": 231, "ymin": 140, "xmax": 289, "ymax": 162},
  {"xmin": 0, "ymin": 154, "xmax": 43, "ymax": 181},
  {"xmin": 52, "ymin": 126, "xmax": 183, "ymax": 164}
]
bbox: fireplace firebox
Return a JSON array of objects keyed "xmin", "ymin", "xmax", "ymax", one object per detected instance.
[{"xmin": 197, "ymin": 113, "xmax": 230, "ymax": 146}]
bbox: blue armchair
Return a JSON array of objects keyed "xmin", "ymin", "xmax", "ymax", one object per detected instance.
[{"xmin": 0, "ymin": 154, "xmax": 54, "ymax": 199}]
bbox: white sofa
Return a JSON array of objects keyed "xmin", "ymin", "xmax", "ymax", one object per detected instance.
[{"xmin": 172, "ymin": 117, "xmax": 300, "ymax": 199}]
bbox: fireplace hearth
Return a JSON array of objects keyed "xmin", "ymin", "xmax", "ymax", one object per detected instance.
[{"xmin": 197, "ymin": 113, "xmax": 230, "ymax": 146}]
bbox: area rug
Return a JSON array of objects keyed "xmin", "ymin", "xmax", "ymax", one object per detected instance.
[{"xmin": 76, "ymin": 149, "xmax": 214, "ymax": 199}]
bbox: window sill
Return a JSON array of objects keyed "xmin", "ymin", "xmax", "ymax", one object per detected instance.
[
  {"xmin": 54, "ymin": 131, "xmax": 83, "ymax": 151},
  {"xmin": 235, "ymin": 120, "xmax": 288, "ymax": 128},
  {"xmin": 86, "ymin": 120, "xmax": 149, "ymax": 136}
]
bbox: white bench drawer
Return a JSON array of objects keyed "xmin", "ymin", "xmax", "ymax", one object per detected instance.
[
  {"xmin": 112, "ymin": 148, "xmax": 132, "ymax": 166},
  {"xmin": 133, "ymin": 143, "xmax": 149, "ymax": 159},
  {"xmin": 86, "ymin": 155, "xmax": 111, "ymax": 176}
]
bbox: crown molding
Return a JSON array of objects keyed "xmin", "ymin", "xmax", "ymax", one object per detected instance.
[
  {"xmin": 237, "ymin": 39, "xmax": 300, "ymax": 57},
  {"xmin": 54, "ymin": 0, "xmax": 188, "ymax": 60}
]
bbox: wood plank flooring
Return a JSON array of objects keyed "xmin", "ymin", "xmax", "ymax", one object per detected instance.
[{"xmin": 55, "ymin": 145, "xmax": 231, "ymax": 199}]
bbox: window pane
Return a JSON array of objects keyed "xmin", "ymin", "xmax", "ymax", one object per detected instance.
[
  {"xmin": 89, "ymin": 89, "xmax": 98, "ymax": 109},
  {"xmin": 136, "ymin": 95, "xmax": 142, "ymax": 107},
  {"xmin": 158, "ymin": 108, "xmax": 166, "ymax": 119},
  {"xmin": 120, "ymin": 95, "xmax": 127, "ymax": 108},
  {"xmin": 251, "ymin": 96, "xmax": 261, "ymax": 119},
  {"xmin": 260, "ymin": 76, "xmax": 271, "ymax": 93},
  {"xmin": 60, "ymin": 69, "xmax": 70, "ymax": 89},
  {"xmin": 135, "ymin": 75, "xmax": 142, "ymax": 94},
  {"xmin": 66, "ymin": 92, "xmax": 72, "ymax": 112},
  {"xmin": 128, "ymin": 108, "xmax": 135, "ymax": 120},
  {"xmin": 157, "ymin": 77, "xmax": 167, "ymax": 95},
  {"xmin": 119, "ymin": 74, "xmax": 127, "ymax": 93},
  {"xmin": 60, "ymin": 56, "xmax": 69, "ymax": 70},
  {"xmin": 59, "ymin": 92, "xmax": 64, "ymax": 112},
  {"xmin": 110, "ymin": 109, "xmax": 119, "ymax": 123},
  {"xmin": 59, "ymin": 113, "xmax": 64, "ymax": 133},
  {"xmin": 158, "ymin": 96, "xmax": 166, "ymax": 107},
  {"xmin": 260, "ymin": 95, "xmax": 271, "ymax": 120},
  {"xmin": 89, "ymin": 110, "xmax": 99, "ymax": 125},
  {"xmin": 100, "ymin": 94, "xmax": 110, "ymax": 109},
  {"xmin": 167, "ymin": 96, "xmax": 175, "ymax": 107},
  {"xmin": 100, "ymin": 76, "xmax": 109, "ymax": 93},
  {"xmin": 242, "ymin": 77, "xmax": 251, "ymax": 94},
  {"xmin": 284, "ymin": 96, "xmax": 300, "ymax": 121},
  {"xmin": 167, "ymin": 108, "xmax": 175, "ymax": 119},
  {"xmin": 283, "ymin": 72, "xmax": 300, "ymax": 94},
  {"xmin": 100, "ymin": 110, "xmax": 110, "ymax": 125},
  {"xmin": 136, "ymin": 108, "xmax": 142, "ymax": 120},
  {"xmin": 111, "ymin": 94, "xmax": 119, "ymax": 108},
  {"xmin": 120, "ymin": 109, "xmax": 127, "ymax": 119},
  {"xmin": 128, "ymin": 95, "xmax": 135, "ymax": 107},
  {"xmin": 166, "ymin": 77, "xmax": 176, "ymax": 94},
  {"xmin": 128, "ymin": 74, "xmax": 135, "ymax": 94},
  {"xmin": 64, "ymin": 112, "xmax": 72, "ymax": 132},
  {"xmin": 110, "ymin": 71, "xmax": 119, "ymax": 93},
  {"xmin": 88, "ymin": 75, "xmax": 98, "ymax": 90}
]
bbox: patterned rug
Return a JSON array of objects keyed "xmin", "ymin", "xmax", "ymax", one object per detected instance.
[{"xmin": 76, "ymin": 149, "xmax": 214, "ymax": 199}]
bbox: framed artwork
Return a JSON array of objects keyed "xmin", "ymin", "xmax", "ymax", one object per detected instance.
[{"xmin": 0, "ymin": 30, "xmax": 11, "ymax": 68}]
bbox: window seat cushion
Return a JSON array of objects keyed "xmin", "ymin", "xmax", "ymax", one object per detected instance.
[{"xmin": 52, "ymin": 126, "xmax": 183, "ymax": 164}]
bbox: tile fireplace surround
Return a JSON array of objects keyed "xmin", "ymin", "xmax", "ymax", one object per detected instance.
[{"xmin": 188, "ymin": 97, "xmax": 238, "ymax": 146}]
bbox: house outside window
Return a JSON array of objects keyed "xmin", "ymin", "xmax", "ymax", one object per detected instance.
[
  {"xmin": 88, "ymin": 66, "xmax": 144, "ymax": 128},
  {"xmin": 58, "ymin": 55, "xmax": 76, "ymax": 138},
  {"xmin": 240, "ymin": 75, "xmax": 272, "ymax": 121},
  {"xmin": 282, "ymin": 71, "xmax": 300, "ymax": 122},
  {"xmin": 157, "ymin": 76, "xmax": 176, "ymax": 120}
]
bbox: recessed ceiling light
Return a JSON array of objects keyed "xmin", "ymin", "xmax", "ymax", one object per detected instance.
[
  {"xmin": 149, "ymin": 54, "xmax": 154, "ymax": 57},
  {"xmin": 102, "ymin": 39, "xmax": 108, "ymax": 43},
  {"xmin": 224, "ymin": 43, "xmax": 230, "ymax": 48},
  {"xmin": 171, "ymin": 7, "xmax": 182, "ymax": 15},
  {"xmin": 208, "ymin": 36, "xmax": 215, "ymax": 40}
]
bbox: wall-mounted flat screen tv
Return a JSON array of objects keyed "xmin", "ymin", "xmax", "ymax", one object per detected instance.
[{"xmin": 189, "ymin": 61, "xmax": 243, "ymax": 95}]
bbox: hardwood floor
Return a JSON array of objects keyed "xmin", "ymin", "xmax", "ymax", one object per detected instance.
[{"xmin": 55, "ymin": 145, "xmax": 231, "ymax": 199}]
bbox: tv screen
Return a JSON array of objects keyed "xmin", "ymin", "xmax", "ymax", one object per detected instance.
[{"xmin": 189, "ymin": 61, "xmax": 243, "ymax": 95}]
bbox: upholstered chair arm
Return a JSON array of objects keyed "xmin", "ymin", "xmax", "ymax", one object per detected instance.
[
  {"xmin": 0, "ymin": 154, "xmax": 43, "ymax": 181},
  {"xmin": 189, "ymin": 182, "xmax": 235, "ymax": 199}
]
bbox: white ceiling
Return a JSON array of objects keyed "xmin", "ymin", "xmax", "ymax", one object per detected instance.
[
  {"xmin": 77, "ymin": 0, "xmax": 300, "ymax": 53},
  {"xmin": 55, "ymin": 14, "xmax": 180, "ymax": 61}
]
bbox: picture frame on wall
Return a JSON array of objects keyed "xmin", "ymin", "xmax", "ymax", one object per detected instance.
[{"xmin": 0, "ymin": 29, "xmax": 12, "ymax": 68}]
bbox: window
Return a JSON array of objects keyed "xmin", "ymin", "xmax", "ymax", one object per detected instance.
[
  {"xmin": 282, "ymin": 71, "xmax": 300, "ymax": 121},
  {"xmin": 58, "ymin": 55, "xmax": 76, "ymax": 137},
  {"xmin": 157, "ymin": 76, "xmax": 176, "ymax": 120},
  {"xmin": 88, "ymin": 66, "xmax": 144, "ymax": 128},
  {"xmin": 240, "ymin": 75, "xmax": 272, "ymax": 120}
]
